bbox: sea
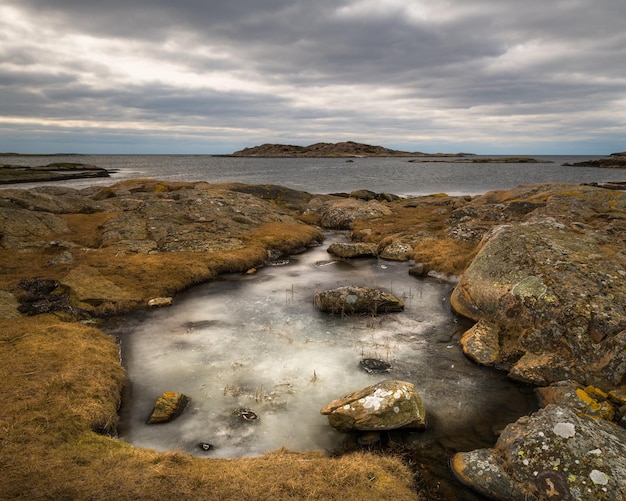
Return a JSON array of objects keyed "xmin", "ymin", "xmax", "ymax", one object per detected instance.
[{"xmin": 2, "ymin": 153, "xmax": 624, "ymax": 195}]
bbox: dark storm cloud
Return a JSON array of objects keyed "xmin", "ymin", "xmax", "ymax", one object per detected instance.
[{"xmin": 1, "ymin": 0, "xmax": 625, "ymax": 153}]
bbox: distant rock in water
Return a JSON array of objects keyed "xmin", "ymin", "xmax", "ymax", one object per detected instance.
[
  {"xmin": 0, "ymin": 162, "xmax": 112, "ymax": 184},
  {"xmin": 226, "ymin": 141, "xmax": 418, "ymax": 157},
  {"xmin": 563, "ymin": 152, "xmax": 626, "ymax": 168}
]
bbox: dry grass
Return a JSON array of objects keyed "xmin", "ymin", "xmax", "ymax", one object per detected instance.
[
  {"xmin": 351, "ymin": 195, "xmax": 480, "ymax": 276},
  {"xmin": 0, "ymin": 195, "xmax": 421, "ymax": 500},
  {"xmin": 0, "ymin": 317, "xmax": 419, "ymax": 500},
  {"xmin": 410, "ymin": 237, "xmax": 480, "ymax": 276}
]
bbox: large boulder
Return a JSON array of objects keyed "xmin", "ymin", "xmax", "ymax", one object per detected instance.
[
  {"xmin": 321, "ymin": 380, "xmax": 426, "ymax": 432},
  {"xmin": 314, "ymin": 286, "xmax": 404, "ymax": 314},
  {"xmin": 451, "ymin": 404, "xmax": 626, "ymax": 501},
  {"xmin": 450, "ymin": 186, "xmax": 626, "ymax": 388}
]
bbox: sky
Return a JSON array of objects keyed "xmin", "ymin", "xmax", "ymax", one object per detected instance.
[{"xmin": 1, "ymin": 0, "xmax": 624, "ymax": 155}]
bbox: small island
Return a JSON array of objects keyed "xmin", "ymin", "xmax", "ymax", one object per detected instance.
[
  {"xmin": 224, "ymin": 141, "xmax": 473, "ymax": 158},
  {"xmin": 563, "ymin": 151, "xmax": 626, "ymax": 169},
  {"xmin": 0, "ymin": 162, "xmax": 112, "ymax": 184}
]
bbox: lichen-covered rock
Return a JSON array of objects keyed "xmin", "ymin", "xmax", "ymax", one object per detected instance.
[
  {"xmin": 378, "ymin": 240, "xmax": 414, "ymax": 261},
  {"xmin": 147, "ymin": 392, "xmax": 189, "ymax": 424},
  {"xmin": 460, "ymin": 319, "xmax": 501, "ymax": 366},
  {"xmin": 536, "ymin": 380, "xmax": 616, "ymax": 421},
  {"xmin": 314, "ymin": 286, "xmax": 404, "ymax": 314},
  {"xmin": 450, "ymin": 186, "xmax": 626, "ymax": 388},
  {"xmin": 317, "ymin": 198, "xmax": 392, "ymax": 229},
  {"xmin": 321, "ymin": 380, "xmax": 426, "ymax": 431},
  {"xmin": 326, "ymin": 242, "xmax": 378, "ymax": 258},
  {"xmin": 451, "ymin": 404, "xmax": 626, "ymax": 500}
]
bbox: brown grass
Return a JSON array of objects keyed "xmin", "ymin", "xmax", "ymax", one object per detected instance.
[
  {"xmin": 0, "ymin": 198, "xmax": 421, "ymax": 500},
  {"xmin": 0, "ymin": 317, "xmax": 419, "ymax": 500},
  {"xmin": 351, "ymin": 196, "xmax": 480, "ymax": 276},
  {"xmin": 410, "ymin": 237, "xmax": 480, "ymax": 276}
]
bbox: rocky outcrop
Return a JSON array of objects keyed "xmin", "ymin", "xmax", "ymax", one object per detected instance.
[
  {"xmin": 227, "ymin": 141, "xmax": 417, "ymax": 157},
  {"xmin": 314, "ymin": 286, "xmax": 404, "ymax": 314},
  {"xmin": 147, "ymin": 391, "xmax": 189, "ymax": 424},
  {"xmin": 321, "ymin": 380, "xmax": 426, "ymax": 432},
  {"xmin": 451, "ymin": 404, "xmax": 626, "ymax": 500},
  {"xmin": 0, "ymin": 179, "xmax": 324, "ymax": 316},
  {"xmin": 0, "ymin": 162, "xmax": 111, "ymax": 184},
  {"xmin": 563, "ymin": 152, "xmax": 626, "ymax": 169},
  {"xmin": 450, "ymin": 185, "xmax": 626, "ymax": 389},
  {"xmin": 316, "ymin": 198, "xmax": 392, "ymax": 229}
]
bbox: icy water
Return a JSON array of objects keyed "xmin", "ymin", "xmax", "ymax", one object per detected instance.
[{"xmin": 113, "ymin": 232, "xmax": 537, "ymax": 496}]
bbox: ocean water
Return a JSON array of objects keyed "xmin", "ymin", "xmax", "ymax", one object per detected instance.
[{"xmin": 1, "ymin": 153, "xmax": 624, "ymax": 196}]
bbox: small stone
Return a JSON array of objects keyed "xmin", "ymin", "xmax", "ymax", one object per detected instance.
[
  {"xmin": 147, "ymin": 392, "xmax": 189, "ymax": 424},
  {"xmin": 148, "ymin": 297, "xmax": 173, "ymax": 308}
]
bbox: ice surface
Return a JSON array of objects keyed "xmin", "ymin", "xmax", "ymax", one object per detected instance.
[{"xmin": 115, "ymin": 232, "xmax": 536, "ymax": 457}]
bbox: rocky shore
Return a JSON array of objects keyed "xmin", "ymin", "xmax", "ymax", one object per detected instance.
[{"xmin": 1, "ymin": 178, "xmax": 625, "ymax": 499}]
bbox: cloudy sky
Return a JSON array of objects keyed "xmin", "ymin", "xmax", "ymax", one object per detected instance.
[{"xmin": 1, "ymin": 0, "xmax": 624, "ymax": 154}]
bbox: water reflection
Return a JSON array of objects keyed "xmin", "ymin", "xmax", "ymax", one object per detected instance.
[{"xmin": 115, "ymin": 232, "xmax": 536, "ymax": 465}]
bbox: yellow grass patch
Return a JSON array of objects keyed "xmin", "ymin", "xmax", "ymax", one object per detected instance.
[{"xmin": 0, "ymin": 315, "xmax": 420, "ymax": 500}]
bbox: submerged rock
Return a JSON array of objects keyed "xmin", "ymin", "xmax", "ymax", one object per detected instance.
[
  {"xmin": 313, "ymin": 286, "xmax": 404, "ymax": 314},
  {"xmin": 451, "ymin": 404, "xmax": 626, "ymax": 501},
  {"xmin": 321, "ymin": 380, "xmax": 426, "ymax": 432},
  {"xmin": 147, "ymin": 392, "xmax": 189, "ymax": 424}
]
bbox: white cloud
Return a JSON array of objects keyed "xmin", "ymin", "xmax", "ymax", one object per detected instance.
[{"xmin": 0, "ymin": 0, "xmax": 624, "ymax": 153}]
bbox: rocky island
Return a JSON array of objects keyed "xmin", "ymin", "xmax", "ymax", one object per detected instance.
[
  {"xmin": 225, "ymin": 141, "xmax": 472, "ymax": 158},
  {"xmin": 563, "ymin": 151, "xmax": 626, "ymax": 168},
  {"xmin": 1, "ymin": 178, "xmax": 625, "ymax": 500},
  {"xmin": 0, "ymin": 162, "xmax": 112, "ymax": 184}
]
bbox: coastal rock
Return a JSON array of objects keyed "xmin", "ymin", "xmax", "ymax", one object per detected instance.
[
  {"xmin": 317, "ymin": 198, "xmax": 392, "ymax": 229},
  {"xmin": 321, "ymin": 380, "xmax": 426, "ymax": 431},
  {"xmin": 314, "ymin": 286, "xmax": 404, "ymax": 314},
  {"xmin": 0, "ymin": 206, "xmax": 70, "ymax": 248},
  {"xmin": 450, "ymin": 185, "xmax": 626, "ymax": 388},
  {"xmin": 451, "ymin": 404, "xmax": 626, "ymax": 501},
  {"xmin": 459, "ymin": 319, "xmax": 501, "ymax": 366},
  {"xmin": 378, "ymin": 240, "xmax": 414, "ymax": 261},
  {"xmin": 327, "ymin": 242, "xmax": 378, "ymax": 258},
  {"xmin": 147, "ymin": 391, "xmax": 189, "ymax": 424},
  {"xmin": 536, "ymin": 380, "xmax": 615, "ymax": 421}
]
